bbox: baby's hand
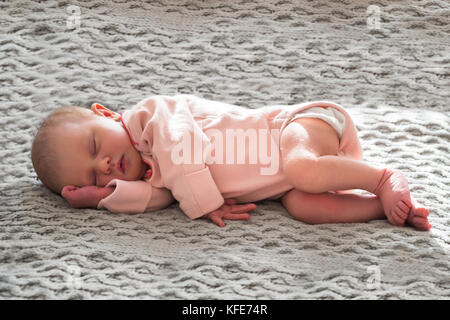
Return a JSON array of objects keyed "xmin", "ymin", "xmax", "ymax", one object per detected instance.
[
  {"xmin": 203, "ymin": 198, "xmax": 257, "ymax": 228},
  {"xmin": 61, "ymin": 185, "xmax": 115, "ymax": 209}
]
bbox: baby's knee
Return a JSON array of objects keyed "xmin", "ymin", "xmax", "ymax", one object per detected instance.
[{"xmin": 283, "ymin": 156, "xmax": 319, "ymax": 190}]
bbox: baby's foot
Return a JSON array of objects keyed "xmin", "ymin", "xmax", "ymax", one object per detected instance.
[
  {"xmin": 373, "ymin": 168, "xmax": 412, "ymax": 226},
  {"xmin": 406, "ymin": 197, "xmax": 431, "ymax": 231}
]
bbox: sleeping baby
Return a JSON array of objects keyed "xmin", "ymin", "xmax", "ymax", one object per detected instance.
[{"xmin": 31, "ymin": 94, "xmax": 430, "ymax": 230}]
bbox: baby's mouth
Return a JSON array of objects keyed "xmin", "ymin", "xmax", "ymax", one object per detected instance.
[{"xmin": 117, "ymin": 155, "xmax": 126, "ymax": 174}]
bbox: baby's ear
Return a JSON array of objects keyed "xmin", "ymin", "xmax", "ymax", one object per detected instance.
[{"xmin": 91, "ymin": 103, "xmax": 121, "ymax": 121}]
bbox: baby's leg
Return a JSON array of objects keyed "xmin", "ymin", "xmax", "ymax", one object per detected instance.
[
  {"xmin": 281, "ymin": 189, "xmax": 385, "ymax": 224},
  {"xmin": 281, "ymin": 117, "xmax": 430, "ymax": 229}
]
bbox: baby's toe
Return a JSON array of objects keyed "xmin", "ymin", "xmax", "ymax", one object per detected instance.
[
  {"xmin": 396, "ymin": 204, "xmax": 409, "ymax": 219},
  {"xmin": 397, "ymin": 200, "xmax": 411, "ymax": 216},
  {"xmin": 401, "ymin": 197, "xmax": 412, "ymax": 210},
  {"xmin": 412, "ymin": 216, "xmax": 430, "ymax": 231},
  {"xmin": 393, "ymin": 208, "xmax": 407, "ymax": 225},
  {"xmin": 414, "ymin": 207, "xmax": 430, "ymax": 218}
]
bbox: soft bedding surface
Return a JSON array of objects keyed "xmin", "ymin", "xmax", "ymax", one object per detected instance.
[{"xmin": 0, "ymin": 0, "xmax": 449, "ymax": 299}]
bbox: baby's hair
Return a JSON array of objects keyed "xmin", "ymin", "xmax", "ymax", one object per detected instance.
[{"xmin": 31, "ymin": 106, "xmax": 94, "ymax": 194}]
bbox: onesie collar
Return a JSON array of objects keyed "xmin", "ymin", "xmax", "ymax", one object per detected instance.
[
  {"xmin": 120, "ymin": 110, "xmax": 152, "ymax": 180},
  {"xmin": 120, "ymin": 110, "xmax": 139, "ymax": 147}
]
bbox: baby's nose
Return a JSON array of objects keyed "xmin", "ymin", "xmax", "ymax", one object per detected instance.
[{"xmin": 100, "ymin": 156, "xmax": 112, "ymax": 174}]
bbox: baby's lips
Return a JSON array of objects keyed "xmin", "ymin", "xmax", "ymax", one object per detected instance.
[{"xmin": 116, "ymin": 156, "xmax": 124, "ymax": 174}]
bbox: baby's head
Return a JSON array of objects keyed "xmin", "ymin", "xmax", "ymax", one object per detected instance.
[{"xmin": 31, "ymin": 104, "xmax": 147, "ymax": 194}]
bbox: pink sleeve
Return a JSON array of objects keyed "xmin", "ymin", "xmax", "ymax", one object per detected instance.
[
  {"xmin": 124, "ymin": 95, "xmax": 224, "ymax": 219},
  {"xmin": 175, "ymin": 166, "xmax": 225, "ymax": 220},
  {"xmin": 97, "ymin": 179, "xmax": 175, "ymax": 213}
]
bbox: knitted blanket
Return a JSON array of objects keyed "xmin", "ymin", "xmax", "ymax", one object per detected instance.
[{"xmin": 0, "ymin": 0, "xmax": 449, "ymax": 299}]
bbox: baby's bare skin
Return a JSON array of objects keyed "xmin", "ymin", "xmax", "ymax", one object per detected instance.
[
  {"xmin": 61, "ymin": 185, "xmax": 115, "ymax": 209},
  {"xmin": 279, "ymin": 117, "xmax": 430, "ymax": 231}
]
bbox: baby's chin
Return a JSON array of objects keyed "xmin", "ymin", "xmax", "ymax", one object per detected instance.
[
  {"xmin": 135, "ymin": 162, "xmax": 148, "ymax": 180},
  {"xmin": 125, "ymin": 148, "xmax": 147, "ymax": 180},
  {"xmin": 108, "ymin": 167, "xmax": 146, "ymax": 185},
  {"xmin": 125, "ymin": 160, "xmax": 146, "ymax": 181}
]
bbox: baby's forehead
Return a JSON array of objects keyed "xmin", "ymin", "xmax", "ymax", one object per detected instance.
[
  {"xmin": 49, "ymin": 119, "xmax": 83, "ymax": 133},
  {"xmin": 47, "ymin": 119, "xmax": 91, "ymax": 143},
  {"xmin": 51, "ymin": 113, "xmax": 97, "ymax": 128}
]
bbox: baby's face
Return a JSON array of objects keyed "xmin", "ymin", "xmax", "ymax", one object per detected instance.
[{"xmin": 52, "ymin": 112, "xmax": 146, "ymax": 192}]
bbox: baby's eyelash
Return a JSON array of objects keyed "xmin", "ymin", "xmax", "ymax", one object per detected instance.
[{"xmin": 92, "ymin": 135, "xmax": 97, "ymax": 185}]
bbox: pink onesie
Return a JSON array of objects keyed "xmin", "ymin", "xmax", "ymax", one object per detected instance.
[{"xmin": 97, "ymin": 94, "xmax": 362, "ymax": 219}]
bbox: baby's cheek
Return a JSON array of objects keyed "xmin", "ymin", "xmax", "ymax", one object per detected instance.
[{"xmin": 99, "ymin": 176, "xmax": 115, "ymax": 188}]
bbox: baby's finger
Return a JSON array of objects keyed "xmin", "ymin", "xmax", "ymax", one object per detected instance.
[
  {"xmin": 225, "ymin": 198, "xmax": 237, "ymax": 205},
  {"xmin": 223, "ymin": 213, "xmax": 251, "ymax": 221},
  {"xmin": 230, "ymin": 203, "xmax": 257, "ymax": 213},
  {"xmin": 210, "ymin": 215, "xmax": 226, "ymax": 228},
  {"xmin": 61, "ymin": 185, "xmax": 78, "ymax": 196}
]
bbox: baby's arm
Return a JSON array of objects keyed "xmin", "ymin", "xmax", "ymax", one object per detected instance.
[
  {"xmin": 61, "ymin": 185, "xmax": 114, "ymax": 209},
  {"xmin": 61, "ymin": 183, "xmax": 257, "ymax": 227},
  {"xmin": 62, "ymin": 180, "xmax": 175, "ymax": 213}
]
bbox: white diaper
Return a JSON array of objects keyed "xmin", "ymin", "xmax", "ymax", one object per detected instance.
[{"xmin": 289, "ymin": 106, "xmax": 347, "ymax": 139}]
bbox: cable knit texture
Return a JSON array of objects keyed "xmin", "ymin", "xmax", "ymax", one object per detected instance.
[{"xmin": 0, "ymin": 0, "xmax": 449, "ymax": 299}]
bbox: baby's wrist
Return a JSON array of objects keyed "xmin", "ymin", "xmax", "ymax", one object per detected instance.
[{"xmin": 98, "ymin": 186, "xmax": 115, "ymax": 201}]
